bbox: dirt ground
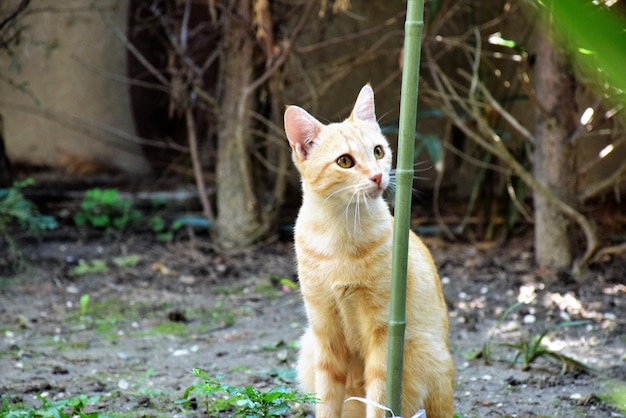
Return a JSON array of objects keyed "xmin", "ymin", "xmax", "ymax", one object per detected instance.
[{"xmin": 1, "ymin": 225, "xmax": 625, "ymax": 417}]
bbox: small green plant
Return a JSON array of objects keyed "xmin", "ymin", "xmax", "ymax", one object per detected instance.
[
  {"xmin": 473, "ymin": 301, "xmax": 525, "ymax": 365},
  {"xmin": 501, "ymin": 320, "xmax": 593, "ymax": 373},
  {"xmin": 112, "ymin": 254, "xmax": 142, "ymax": 268},
  {"xmin": 0, "ymin": 393, "xmax": 101, "ymax": 417},
  {"xmin": 0, "ymin": 178, "xmax": 57, "ymax": 234},
  {"xmin": 79, "ymin": 294, "xmax": 90, "ymax": 316},
  {"xmin": 177, "ymin": 370, "xmax": 316, "ymax": 417},
  {"xmin": 149, "ymin": 215, "xmax": 185, "ymax": 242},
  {"xmin": 0, "ymin": 178, "xmax": 57, "ymax": 269},
  {"xmin": 473, "ymin": 301, "xmax": 593, "ymax": 374},
  {"xmin": 74, "ymin": 188, "xmax": 141, "ymax": 230},
  {"xmin": 69, "ymin": 259, "xmax": 109, "ymax": 276}
]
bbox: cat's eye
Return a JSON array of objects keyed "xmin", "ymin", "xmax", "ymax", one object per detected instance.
[
  {"xmin": 337, "ymin": 154, "xmax": 354, "ymax": 168},
  {"xmin": 374, "ymin": 145, "xmax": 385, "ymax": 159}
]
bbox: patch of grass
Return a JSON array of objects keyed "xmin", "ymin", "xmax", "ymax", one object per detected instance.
[
  {"xmin": 255, "ymin": 283, "xmax": 279, "ymax": 299},
  {"xmin": 93, "ymin": 317, "xmax": 121, "ymax": 337},
  {"xmin": 69, "ymin": 259, "xmax": 109, "ymax": 276},
  {"xmin": 229, "ymin": 364, "xmax": 251, "ymax": 373},
  {"xmin": 150, "ymin": 321, "xmax": 188, "ymax": 337},
  {"xmin": 64, "ymin": 299, "xmax": 149, "ymax": 340},
  {"xmin": 600, "ymin": 379, "xmax": 626, "ymax": 413},
  {"xmin": 209, "ymin": 300, "xmax": 235, "ymax": 328},
  {"xmin": 177, "ymin": 369, "xmax": 316, "ymax": 417}
]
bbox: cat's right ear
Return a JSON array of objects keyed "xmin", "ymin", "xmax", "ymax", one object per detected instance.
[{"xmin": 284, "ymin": 106, "xmax": 323, "ymax": 161}]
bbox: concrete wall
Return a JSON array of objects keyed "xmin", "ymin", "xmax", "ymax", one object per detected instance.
[{"xmin": 0, "ymin": 0, "xmax": 150, "ymax": 176}]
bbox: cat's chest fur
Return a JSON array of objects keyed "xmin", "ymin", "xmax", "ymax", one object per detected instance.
[{"xmin": 294, "ymin": 198, "xmax": 393, "ymax": 333}]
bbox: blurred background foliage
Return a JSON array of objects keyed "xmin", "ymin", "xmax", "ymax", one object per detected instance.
[{"xmin": 0, "ymin": 0, "xmax": 624, "ymax": 271}]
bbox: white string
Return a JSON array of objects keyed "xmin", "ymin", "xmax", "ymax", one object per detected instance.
[{"xmin": 343, "ymin": 397, "xmax": 427, "ymax": 418}]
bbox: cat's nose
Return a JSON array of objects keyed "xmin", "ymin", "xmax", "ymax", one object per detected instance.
[{"xmin": 370, "ymin": 173, "xmax": 382, "ymax": 186}]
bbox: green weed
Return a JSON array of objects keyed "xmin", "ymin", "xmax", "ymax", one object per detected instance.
[
  {"xmin": 472, "ymin": 301, "xmax": 524, "ymax": 365},
  {"xmin": 112, "ymin": 255, "xmax": 142, "ymax": 268},
  {"xmin": 501, "ymin": 320, "xmax": 593, "ymax": 373},
  {"xmin": 74, "ymin": 188, "xmax": 141, "ymax": 230},
  {"xmin": 69, "ymin": 259, "xmax": 109, "ymax": 276},
  {"xmin": 0, "ymin": 393, "xmax": 101, "ymax": 417},
  {"xmin": 177, "ymin": 369, "xmax": 316, "ymax": 417},
  {"xmin": 80, "ymin": 294, "xmax": 91, "ymax": 316},
  {"xmin": 149, "ymin": 215, "xmax": 184, "ymax": 242},
  {"xmin": 472, "ymin": 301, "xmax": 593, "ymax": 374},
  {"xmin": 0, "ymin": 178, "xmax": 57, "ymax": 270}
]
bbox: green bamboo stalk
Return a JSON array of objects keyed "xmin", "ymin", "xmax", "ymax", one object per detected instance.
[{"xmin": 386, "ymin": 0, "xmax": 425, "ymax": 415}]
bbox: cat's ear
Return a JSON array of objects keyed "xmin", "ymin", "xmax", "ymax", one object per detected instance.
[
  {"xmin": 284, "ymin": 106, "xmax": 323, "ymax": 161},
  {"xmin": 350, "ymin": 84, "xmax": 377, "ymax": 123}
]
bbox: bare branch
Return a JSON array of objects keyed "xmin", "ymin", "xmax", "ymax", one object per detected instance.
[
  {"xmin": 458, "ymin": 69, "xmax": 536, "ymax": 146},
  {"xmin": 0, "ymin": 0, "xmax": 29, "ymax": 33},
  {"xmin": 580, "ymin": 159, "xmax": 626, "ymax": 202},
  {"xmin": 70, "ymin": 54, "xmax": 169, "ymax": 93},
  {"xmin": 180, "ymin": 0, "xmax": 191, "ymax": 54},
  {"xmin": 89, "ymin": 1, "xmax": 169, "ymax": 87},
  {"xmin": 592, "ymin": 242, "xmax": 626, "ymax": 264},
  {"xmin": 424, "ymin": 47, "xmax": 599, "ymax": 271},
  {"xmin": 579, "ymin": 135, "xmax": 626, "ymax": 176},
  {"xmin": 296, "ymin": 11, "xmax": 405, "ymax": 54},
  {"xmin": 185, "ymin": 107, "xmax": 214, "ymax": 222}
]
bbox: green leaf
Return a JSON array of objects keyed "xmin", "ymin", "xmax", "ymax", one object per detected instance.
[
  {"xmin": 80, "ymin": 199, "xmax": 99, "ymax": 210},
  {"xmin": 100, "ymin": 189, "xmax": 120, "ymax": 205},
  {"xmin": 74, "ymin": 212, "xmax": 88, "ymax": 227},
  {"xmin": 90, "ymin": 214, "xmax": 110, "ymax": 228},
  {"xmin": 112, "ymin": 255, "xmax": 142, "ymax": 268},
  {"xmin": 149, "ymin": 216, "xmax": 166, "ymax": 232}
]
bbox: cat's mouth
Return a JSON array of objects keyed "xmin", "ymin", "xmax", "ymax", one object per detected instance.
[{"xmin": 366, "ymin": 185, "xmax": 386, "ymax": 199}]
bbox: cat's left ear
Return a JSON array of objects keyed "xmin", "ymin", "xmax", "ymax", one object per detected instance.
[
  {"xmin": 350, "ymin": 84, "xmax": 377, "ymax": 123},
  {"xmin": 284, "ymin": 105, "xmax": 323, "ymax": 161}
]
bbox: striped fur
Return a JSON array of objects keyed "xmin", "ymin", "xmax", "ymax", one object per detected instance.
[{"xmin": 284, "ymin": 85, "xmax": 454, "ymax": 418}]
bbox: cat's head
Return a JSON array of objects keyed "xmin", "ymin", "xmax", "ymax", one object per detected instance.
[{"xmin": 283, "ymin": 84, "xmax": 392, "ymax": 207}]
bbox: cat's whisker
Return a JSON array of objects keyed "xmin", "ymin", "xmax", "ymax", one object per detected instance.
[
  {"xmin": 385, "ymin": 177, "xmax": 424, "ymax": 199},
  {"xmin": 343, "ymin": 187, "xmax": 360, "ymax": 226},
  {"xmin": 324, "ymin": 184, "xmax": 358, "ymax": 208},
  {"xmin": 361, "ymin": 194, "xmax": 370, "ymax": 215},
  {"xmin": 353, "ymin": 192, "xmax": 361, "ymax": 234}
]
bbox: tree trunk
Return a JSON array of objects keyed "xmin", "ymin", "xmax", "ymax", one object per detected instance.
[
  {"xmin": 532, "ymin": 37, "xmax": 578, "ymax": 269},
  {"xmin": 215, "ymin": 0, "xmax": 267, "ymax": 248}
]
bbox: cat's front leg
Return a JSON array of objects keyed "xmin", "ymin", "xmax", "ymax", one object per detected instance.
[
  {"xmin": 298, "ymin": 327, "xmax": 347, "ymax": 417},
  {"xmin": 313, "ymin": 334, "xmax": 350, "ymax": 417},
  {"xmin": 314, "ymin": 363, "xmax": 346, "ymax": 417},
  {"xmin": 363, "ymin": 327, "xmax": 388, "ymax": 418}
]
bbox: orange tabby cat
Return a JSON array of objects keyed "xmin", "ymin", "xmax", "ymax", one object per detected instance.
[{"xmin": 283, "ymin": 84, "xmax": 454, "ymax": 418}]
